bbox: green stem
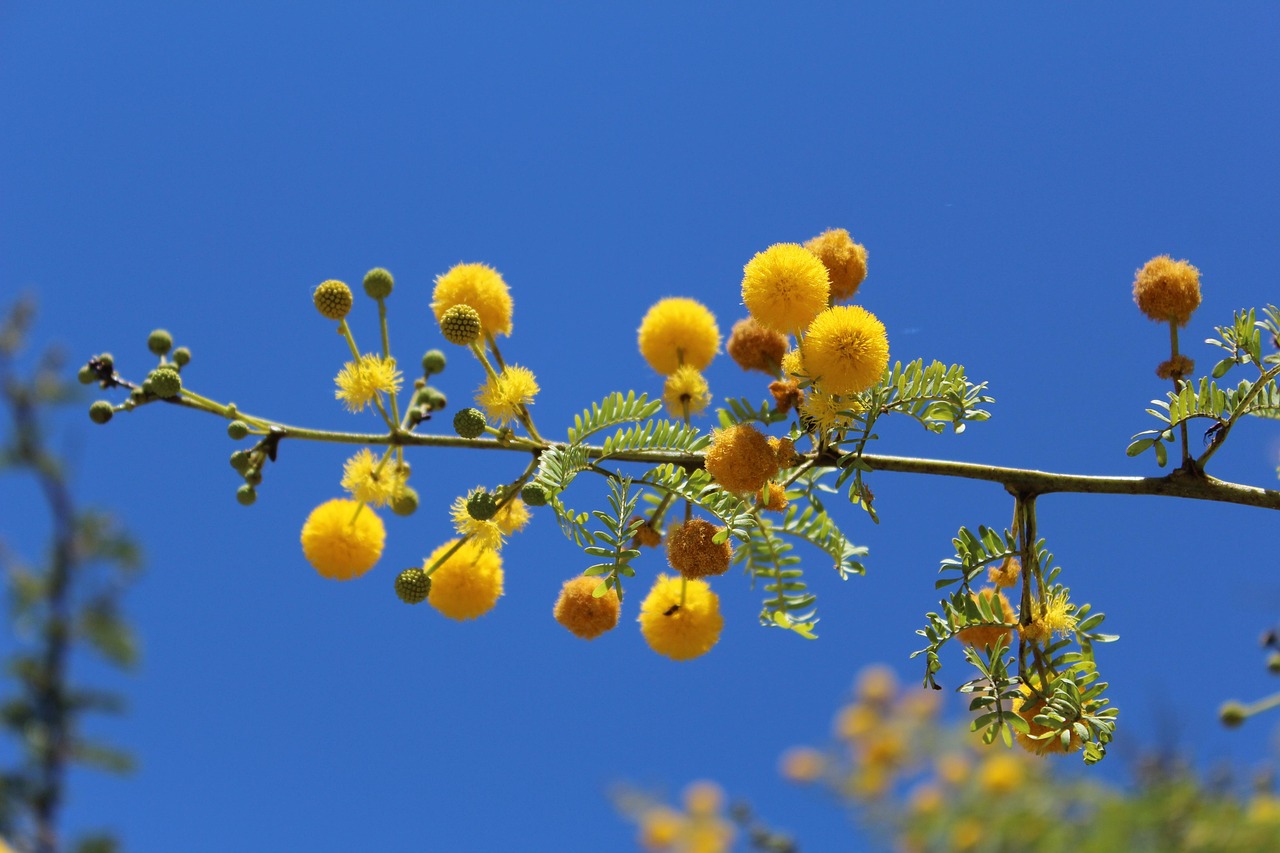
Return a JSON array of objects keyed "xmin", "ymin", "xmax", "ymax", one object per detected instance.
[
  {"xmin": 1170, "ymin": 323, "xmax": 1191, "ymax": 467},
  {"xmin": 377, "ymin": 297, "xmax": 402, "ymax": 427}
]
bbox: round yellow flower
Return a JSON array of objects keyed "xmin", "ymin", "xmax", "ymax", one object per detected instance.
[
  {"xmin": 494, "ymin": 497, "xmax": 530, "ymax": 534},
  {"xmin": 987, "ymin": 556, "xmax": 1021, "ymax": 588},
  {"xmin": 432, "ymin": 262, "xmax": 514, "ymax": 336},
  {"xmin": 704, "ymin": 423, "xmax": 779, "ymax": 494},
  {"xmin": 726, "ymin": 317, "xmax": 788, "ymax": 375},
  {"xmin": 553, "ymin": 575, "xmax": 620, "ymax": 640},
  {"xmin": 300, "ymin": 499, "xmax": 386, "ymax": 580},
  {"xmin": 1133, "ymin": 255, "xmax": 1201, "ymax": 327},
  {"xmin": 741, "ymin": 243, "xmax": 830, "ymax": 335},
  {"xmin": 804, "ymin": 228, "xmax": 868, "ymax": 302},
  {"xmin": 426, "ymin": 539, "xmax": 503, "ymax": 620},
  {"xmin": 475, "ymin": 364, "xmax": 539, "ymax": 426},
  {"xmin": 800, "ymin": 306, "xmax": 889, "ymax": 396},
  {"xmin": 639, "ymin": 575, "xmax": 723, "ymax": 661},
  {"xmin": 662, "ymin": 366, "xmax": 711, "ymax": 418},
  {"xmin": 637, "ymin": 297, "xmax": 721, "ymax": 375}
]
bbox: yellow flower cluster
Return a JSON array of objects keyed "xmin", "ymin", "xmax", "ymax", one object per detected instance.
[
  {"xmin": 475, "ymin": 364, "xmax": 539, "ymax": 426},
  {"xmin": 334, "ymin": 354, "xmax": 402, "ymax": 413},
  {"xmin": 450, "ymin": 494, "xmax": 530, "ymax": 552},
  {"xmin": 632, "ymin": 781, "xmax": 735, "ymax": 853}
]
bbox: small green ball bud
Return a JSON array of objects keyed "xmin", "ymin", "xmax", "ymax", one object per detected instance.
[
  {"xmin": 229, "ymin": 450, "xmax": 252, "ymax": 474},
  {"xmin": 88, "ymin": 401, "xmax": 114, "ymax": 424},
  {"xmin": 422, "ymin": 349, "xmax": 446, "ymax": 375},
  {"xmin": 394, "ymin": 568, "xmax": 432, "ymax": 604},
  {"xmin": 148, "ymin": 367, "xmax": 182, "ymax": 399},
  {"xmin": 453, "ymin": 407, "xmax": 487, "ymax": 439},
  {"xmin": 1267, "ymin": 652, "xmax": 1280, "ymax": 675},
  {"xmin": 236, "ymin": 484, "xmax": 257, "ymax": 506},
  {"xmin": 313, "ymin": 279, "xmax": 353, "ymax": 320},
  {"xmin": 520, "ymin": 482, "xmax": 550, "ymax": 507},
  {"xmin": 97, "ymin": 353, "xmax": 114, "ymax": 372},
  {"xmin": 363, "ymin": 267, "xmax": 394, "ymax": 299},
  {"xmin": 391, "ymin": 487, "xmax": 420, "ymax": 517},
  {"xmin": 227, "ymin": 420, "xmax": 250, "ymax": 440},
  {"xmin": 172, "ymin": 346, "xmax": 191, "ymax": 366},
  {"xmin": 440, "ymin": 304, "xmax": 482, "ymax": 346},
  {"xmin": 1220, "ymin": 701, "xmax": 1248, "ymax": 728},
  {"xmin": 422, "ymin": 387, "xmax": 447, "ymax": 411},
  {"xmin": 244, "ymin": 469, "xmax": 263, "ymax": 486},
  {"xmin": 77, "ymin": 364, "xmax": 96, "ymax": 385},
  {"xmin": 147, "ymin": 329, "xmax": 173, "ymax": 355},
  {"xmin": 466, "ymin": 489, "xmax": 498, "ymax": 521}
]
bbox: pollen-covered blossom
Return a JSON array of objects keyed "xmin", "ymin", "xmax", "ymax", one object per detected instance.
[
  {"xmin": 662, "ymin": 365, "xmax": 711, "ymax": 418},
  {"xmin": 799, "ymin": 390, "xmax": 860, "ymax": 434},
  {"xmin": 450, "ymin": 495, "xmax": 504, "ymax": 552},
  {"xmin": 741, "ymin": 243, "xmax": 831, "ymax": 335},
  {"xmin": 553, "ymin": 575, "xmax": 620, "ymax": 640},
  {"xmin": 638, "ymin": 574, "xmax": 723, "ymax": 661},
  {"xmin": 340, "ymin": 448, "xmax": 407, "ymax": 507},
  {"xmin": 475, "ymin": 364, "xmax": 539, "ymax": 426},
  {"xmin": 637, "ymin": 297, "xmax": 721, "ymax": 375},
  {"xmin": 1133, "ymin": 255, "xmax": 1201, "ymax": 327},
  {"xmin": 804, "ymin": 228, "xmax": 868, "ymax": 302},
  {"xmin": 1020, "ymin": 587, "xmax": 1078, "ymax": 643},
  {"xmin": 493, "ymin": 497, "xmax": 530, "ymax": 534},
  {"xmin": 300, "ymin": 498, "xmax": 386, "ymax": 580},
  {"xmin": 334, "ymin": 354, "xmax": 402, "ymax": 413},
  {"xmin": 425, "ymin": 539, "xmax": 503, "ymax": 620},
  {"xmin": 703, "ymin": 423, "xmax": 779, "ymax": 494},
  {"xmin": 800, "ymin": 305, "xmax": 889, "ymax": 396},
  {"xmin": 432, "ymin": 262, "xmax": 514, "ymax": 337}
]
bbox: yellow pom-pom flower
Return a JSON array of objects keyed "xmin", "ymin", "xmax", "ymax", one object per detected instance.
[
  {"xmin": 1133, "ymin": 255, "xmax": 1202, "ymax": 327},
  {"xmin": 494, "ymin": 497, "xmax": 530, "ymax": 534},
  {"xmin": 553, "ymin": 575, "xmax": 620, "ymax": 640},
  {"xmin": 804, "ymin": 228, "xmax": 868, "ymax": 302},
  {"xmin": 741, "ymin": 243, "xmax": 830, "ymax": 335},
  {"xmin": 425, "ymin": 539, "xmax": 503, "ymax": 620},
  {"xmin": 662, "ymin": 365, "xmax": 711, "ymax": 418},
  {"xmin": 987, "ymin": 557, "xmax": 1021, "ymax": 588},
  {"xmin": 300, "ymin": 498, "xmax": 386, "ymax": 580},
  {"xmin": 638, "ymin": 574, "xmax": 723, "ymax": 661},
  {"xmin": 432, "ymin": 262, "xmax": 514, "ymax": 337},
  {"xmin": 1020, "ymin": 587, "xmax": 1078, "ymax": 643},
  {"xmin": 340, "ymin": 448, "xmax": 408, "ymax": 508},
  {"xmin": 704, "ymin": 423, "xmax": 779, "ymax": 494},
  {"xmin": 475, "ymin": 364, "xmax": 539, "ymax": 426},
  {"xmin": 800, "ymin": 305, "xmax": 889, "ymax": 396},
  {"xmin": 637, "ymin": 297, "xmax": 721, "ymax": 376},
  {"xmin": 334, "ymin": 354, "xmax": 402, "ymax": 413}
]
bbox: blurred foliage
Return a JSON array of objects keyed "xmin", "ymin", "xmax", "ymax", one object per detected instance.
[{"xmin": 0, "ymin": 298, "xmax": 141, "ymax": 853}]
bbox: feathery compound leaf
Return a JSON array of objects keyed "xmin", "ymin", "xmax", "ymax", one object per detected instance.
[
  {"xmin": 600, "ymin": 418, "xmax": 708, "ymax": 458},
  {"xmin": 642, "ymin": 463, "xmax": 753, "ymax": 541},
  {"xmin": 876, "ymin": 359, "xmax": 993, "ymax": 434},
  {"xmin": 566, "ymin": 391, "xmax": 662, "ymax": 444},
  {"xmin": 774, "ymin": 502, "xmax": 866, "ymax": 579},
  {"xmin": 579, "ymin": 476, "xmax": 642, "ymax": 603},
  {"xmin": 734, "ymin": 515, "xmax": 819, "ymax": 638},
  {"xmin": 716, "ymin": 396, "xmax": 791, "ymax": 429},
  {"xmin": 534, "ymin": 442, "xmax": 589, "ymax": 495}
]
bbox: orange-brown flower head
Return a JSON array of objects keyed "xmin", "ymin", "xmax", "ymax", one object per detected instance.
[
  {"xmin": 768, "ymin": 380, "xmax": 803, "ymax": 415},
  {"xmin": 1133, "ymin": 255, "xmax": 1202, "ymax": 327},
  {"xmin": 1156, "ymin": 354, "xmax": 1196, "ymax": 381},
  {"xmin": 741, "ymin": 243, "xmax": 831, "ymax": 335},
  {"xmin": 666, "ymin": 518, "xmax": 732, "ymax": 579},
  {"xmin": 768, "ymin": 436, "xmax": 798, "ymax": 468},
  {"xmin": 637, "ymin": 297, "xmax": 721, "ymax": 376},
  {"xmin": 630, "ymin": 517, "xmax": 663, "ymax": 548},
  {"xmin": 955, "ymin": 588, "xmax": 1015, "ymax": 649},
  {"xmin": 1014, "ymin": 681, "xmax": 1084, "ymax": 755},
  {"xmin": 760, "ymin": 482, "xmax": 788, "ymax": 512},
  {"xmin": 432, "ymin": 262, "xmax": 514, "ymax": 337},
  {"xmin": 704, "ymin": 423, "xmax": 780, "ymax": 494},
  {"xmin": 987, "ymin": 557, "xmax": 1021, "ymax": 589},
  {"xmin": 800, "ymin": 305, "xmax": 890, "ymax": 396},
  {"xmin": 553, "ymin": 575, "xmax": 621, "ymax": 640},
  {"xmin": 726, "ymin": 317, "xmax": 788, "ymax": 375},
  {"xmin": 804, "ymin": 228, "xmax": 868, "ymax": 301}
]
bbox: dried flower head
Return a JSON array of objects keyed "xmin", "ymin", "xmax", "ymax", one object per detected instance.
[
  {"xmin": 741, "ymin": 243, "xmax": 831, "ymax": 335},
  {"xmin": 761, "ymin": 482, "xmax": 788, "ymax": 512},
  {"xmin": 768, "ymin": 379, "xmax": 803, "ymax": 415},
  {"xmin": 666, "ymin": 518, "xmax": 732, "ymax": 579},
  {"xmin": 432, "ymin": 262, "xmax": 514, "ymax": 337},
  {"xmin": 553, "ymin": 575, "xmax": 621, "ymax": 640},
  {"xmin": 637, "ymin": 297, "xmax": 721, "ymax": 375},
  {"xmin": 726, "ymin": 317, "xmax": 788, "ymax": 374},
  {"xmin": 1133, "ymin": 255, "xmax": 1202, "ymax": 327},
  {"xmin": 1156, "ymin": 354, "xmax": 1196, "ymax": 381},
  {"xmin": 704, "ymin": 423, "xmax": 779, "ymax": 494},
  {"xmin": 800, "ymin": 305, "xmax": 890, "ymax": 396},
  {"xmin": 804, "ymin": 228, "xmax": 868, "ymax": 301},
  {"xmin": 300, "ymin": 499, "xmax": 386, "ymax": 580}
]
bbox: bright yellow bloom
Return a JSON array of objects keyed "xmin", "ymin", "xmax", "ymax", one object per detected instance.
[
  {"xmin": 799, "ymin": 390, "xmax": 860, "ymax": 435},
  {"xmin": 300, "ymin": 499, "xmax": 386, "ymax": 580},
  {"xmin": 431, "ymin": 262, "xmax": 514, "ymax": 336},
  {"xmin": 662, "ymin": 365, "xmax": 711, "ymax": 418},
  {"xmin": 800, "ymin": 305, "xmax": 889, "ymax": 396},
  {"xmin": 494, "ymin": 497, "xmax": 530, "ymax": 534},
  {"xmin": 1133, "ymin": 255, "xmax": 1201, "ymax": 327},
  {"xmin": 741, "ymin": 243, "xmax": 830, "ymax": 335},
  {"xmin": 804, "ymin": 228, "xmax": 868, "ymax": 302},
  {"xmin": 553, "ymin": 575, "xmax": 620, "ymax": 639},
  {"xmin": 450, "ymin": 495, "xmax": 504, "ymax": 552},
  {"xmin": 475, "ymin": 364, "xmax": 539, "ymax": 426},
  {"xmin": 334, "ymin": 354, "xmax": 402, "ymax": 413},
  {"xmin": 1021, "ymin": 587, "xmax": 1078, "ymax": 643},
  {"xmin": 780, "ymin": 347, "xmax": 805, "ymax": 380},
  {"xmin": 637, "ymin": 297, "xmax": 721, "ymax": 376},
  {"xmin": 425, "ymin": 539, "xmax": 503, "ymax": 620},
  {"xmin": 638, "ymin": 574, "xmax": 723, "ymax": 661},
  {"xmin": 977, "ymin": 752, "xmax": 1025, "ymax": 795},
  {"xmin": 703, "ymin": 423, "xmax": 779, "ymax": 494},
  {"xmin": 339, "ymin": 448, "xmax": 407, "ymax": 508}
]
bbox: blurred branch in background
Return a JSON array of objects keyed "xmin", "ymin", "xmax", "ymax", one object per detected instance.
[{"xmin": 0, "ymin": 298, "xmax": 142, "ymax": 853}]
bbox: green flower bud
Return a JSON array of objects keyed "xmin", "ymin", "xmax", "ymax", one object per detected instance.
[
  {"xmin": 1219, "ymin": 701, "xmax": 1248, "ymax": 728},
  {"xmin": 148, "ymin": 367, "xmax": 182, "ymax": 399},
  {"xmin": 229, "ymin": 450, "xmax": 252, "ymax": 474},
  {"xmin": 77, "ymin": 364, "xmax": 96, "ymax": 385},
  {"xmin": 440, "ymin": 304, "xmax": 481, "ymax": 346},
  {"xmin": 520, "ymin": 482, "xmax": 550, "ymax": 507},
  {"xmin": 422, "ymin": 349, "xmax": 446, "ymax": 375},
  {"xmin": 147, "ymin": 329, "xmax": 173, "ymax": 355},
  {"xmin": 236, "ymin": 484, "xmax": 257, "ymax": 506},
  {"xmin": 453, "ymin": 407, "xmax": 487, "ymax": 439},
  {"xmin": 466, "ymin": 489, "xmax": 498, "ymax": 521},
  {"xmin": 244, "ymin": 469, "xmax": 263, "ymax": 486},
  {"xmin": 88, "ymin": 401, "xmax": 114, "ymax": 425},
  {"xmin": 394, "ymin": 568, "xmax": 432, "ymax": 604},
  {"xmin": 391, "ymin": 487, "xmax": 419, "ymax": 517},
  {"xmin": 313, "ymin": 280, "xmax": 353, "ymax": 320},
  {"xmin": 227, "ymin": 420, "xmax": 251, "ymax": 440},
  {"xmin": 363, "ymin": 267, "xmax": 394, "ymax": 299},
  {"xmin": 172, "ymin": 346, "xmax": 191, "ymax": 366},
  {"xmin": 97, "ymin": 353, "xmax": 114, "ymax": 372},
  {"xmin": 423, "ymin": 387, "xmax": 447, "ymax": 411},
  {"xmin": 1268, "ymin": 652, "xmax": 1280, "ymax": 675}
]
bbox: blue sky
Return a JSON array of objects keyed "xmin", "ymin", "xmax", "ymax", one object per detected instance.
[{"xmin": 2, "ymin": 3, "xmax": 1279, "ymax": 851}]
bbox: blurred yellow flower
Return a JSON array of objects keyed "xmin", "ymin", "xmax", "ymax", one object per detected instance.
[{"xmin": 779, "ymin": 746, "xmax": 826, "ymax": 783}]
